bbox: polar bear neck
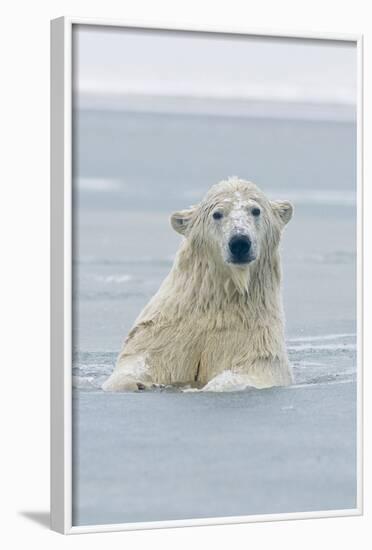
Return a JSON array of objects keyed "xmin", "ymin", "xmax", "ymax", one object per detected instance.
[{"xmin": 163, "ymin": 238, "xmax": 283, "ymax": 319}]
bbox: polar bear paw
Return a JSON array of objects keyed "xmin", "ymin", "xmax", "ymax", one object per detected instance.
[{"xmin": 102, "ymin": 375, "xmax": 151, "ymax": 392}]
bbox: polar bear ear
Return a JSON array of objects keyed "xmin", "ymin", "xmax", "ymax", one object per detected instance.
[
  {"xmin": 271, "ymin": 200, "xmax": 293, "ymax": 226},
  {"xmin": 170, "ymin": 207, "xmax": 196, "ymax": 235}
]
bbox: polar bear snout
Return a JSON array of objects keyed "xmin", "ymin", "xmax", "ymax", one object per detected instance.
[{"xmin": 228, "ymin": 234, "xmax": 255, "ymax": 264}]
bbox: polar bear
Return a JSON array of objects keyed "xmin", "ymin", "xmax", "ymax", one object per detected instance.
[{"xmin": 102, "ymin": 177, "xmax": 293, "ymax": 392}]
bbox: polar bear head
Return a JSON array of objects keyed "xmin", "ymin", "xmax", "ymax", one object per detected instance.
[{"xmin": 171, "ymin": 177, "xmax": 293, "ymax": 273}]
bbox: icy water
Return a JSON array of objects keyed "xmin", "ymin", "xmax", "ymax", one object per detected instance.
[{"xmin": 72, "ymin": 109, "xmax": 357, "ymax": 526}]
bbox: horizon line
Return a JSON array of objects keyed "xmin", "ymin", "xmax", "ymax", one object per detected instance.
[{"xmin": 73, "ymin": 91, "xmax": 356, "ymax": 122}]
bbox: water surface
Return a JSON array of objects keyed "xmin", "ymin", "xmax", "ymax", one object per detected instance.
[{"xmin": 72, "ymin": 109, "xmax": 357, "ymax": 526}]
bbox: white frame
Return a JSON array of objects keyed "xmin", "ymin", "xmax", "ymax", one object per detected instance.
[{"xmin": 51, "ymin": 16, "xmax": 364, "ymax": 535}]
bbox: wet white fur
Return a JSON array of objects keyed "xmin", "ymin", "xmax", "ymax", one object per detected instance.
[{"xmin": 102, "ymin": 177, "xmax": 293, "ymax": 392}]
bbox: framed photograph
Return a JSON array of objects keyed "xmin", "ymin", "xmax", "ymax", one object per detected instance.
[{"xmin": 51, "ymin": 17, "xmax": 363, "ymax": 534}]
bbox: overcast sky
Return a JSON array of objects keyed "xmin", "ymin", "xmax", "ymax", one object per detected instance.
[{"xmin": 73, "ymin": 25, "xmax": 357, "ymax": 106}]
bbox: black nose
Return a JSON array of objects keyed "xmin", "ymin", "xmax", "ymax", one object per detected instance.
[{"xmin": 228, "ymin": 235, "xmax": 251, "ymax": 261}]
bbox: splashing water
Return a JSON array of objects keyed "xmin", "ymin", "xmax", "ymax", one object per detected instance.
[{"xmin": 72, "ymin": 332, "xmax": 356, "ymax": 393}]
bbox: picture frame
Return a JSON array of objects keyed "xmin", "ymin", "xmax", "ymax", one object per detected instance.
[{"xmin": 51, "ymin": 16, "xmax": 363, "ymax": 534}]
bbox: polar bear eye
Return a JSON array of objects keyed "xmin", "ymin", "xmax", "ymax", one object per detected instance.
[
  {"xmin": 212, "ymin": 211, "xmax": 223, "ymax": 220},
  {"xmin": 252, "ymin": 207, "xmax": 261, "ymax": 217}
]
